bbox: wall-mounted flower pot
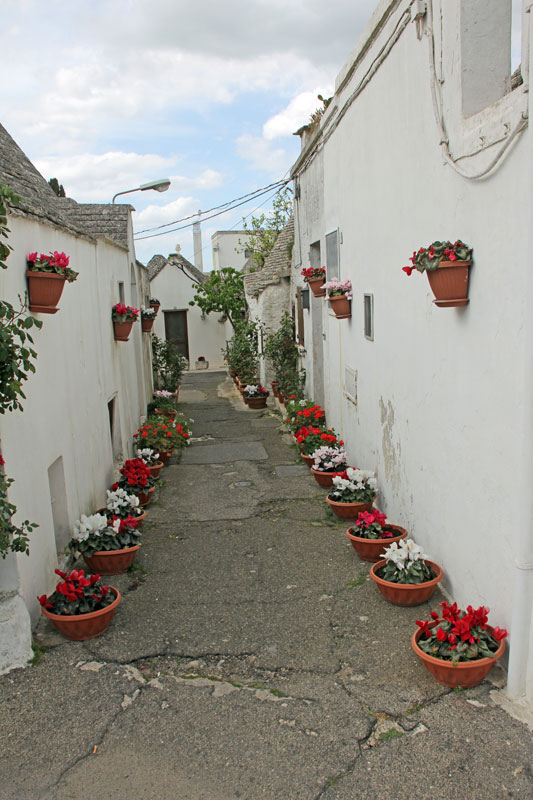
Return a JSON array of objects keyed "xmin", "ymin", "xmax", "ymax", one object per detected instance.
[
  {"xmin": 307, "ymin": 277, "xmax": 326, "ymax": 298},
  {"xmin": 426, "ymin": 260, "xmax": 472, "ymax": 307},
  {"xmin": 141, "ymin": 317, "xmax": 155, "ymax": 332},
  {"xmin": 328, "ymin": 294, "xmax": 351, "ymax": 319},
  {"xmin": 149, "ymin": 301, "xmax": 160, "ymax": 316},
  {"xmin": 26, "ymin": 271, "xmax": 66, "ymax": 314},
  {"xmin": 113, "ymin": 320, "xmax": 134, "ymax": 341}
]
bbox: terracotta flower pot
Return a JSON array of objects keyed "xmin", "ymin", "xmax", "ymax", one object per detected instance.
[
  {"xmin": 26, "ymin": 271, "xmax": 66, "ymax": 314},
  {"xmin": 345, "ymin": 524, "xmax": 407, "ymax": 561},
  {"xmin": 426, "ymin": 260, "xmax": 472, "ymax": 307},
  {"xmin": 271, "ymin": 381, "xmax": 280, "ymax": 398},
  {"xmin": 136, "ymin": 486, "xmax": 155, "ymax": 507},
  {"xmin": 310, "ymin": 467, "xmax": 336, "ymax": 488},
  {"xmin": 326, "ymin": 497, "xmax": 373, "ymax": 520},
  {"xmin": 149, "ymin": 301, "xmax": 160, "ymax": 316},
  {"xmin": 41, "ymin": 588, "xmax": 121, "ymax": 641},
  {"xmin": 306, "ymin": 277, "xmax": 326, "ymax": 298},
  {"xmin": 300, "ymin": 453, "xmax": 314, "ymax": 469},
  {"xmin": 370, "ymin": 559, "xmax": 443, "ymax": 606},
  {"xmin": 155, "ymin": 408, "xmax": 176, "ymax": 419},
  {"xmin": 246, "ymin": 396, "xmax": 268, "ymax": 409},
  {"xmin": 113, "ymin": 320, "xmax": 134, "ymax": 341},
  {"xmin": 328, "ymin": 294, "xmax": 351, "ymax": 319},
  {"xmin": 83, "ymin": 545, "xmax": 140, "ymax": 575},
  {"xmin": 411, "ymin": 622, "xmax": 505, "ymax": 688},
  {"xmin": 141, "ymin": 317, "xmax": 155, "ymax": 332},
  {"xmin": 158, "ymin": 449, "xmax": 173, "ymax": 465},
  {"xmin": 147, "ymin": 462, "xmax": 164, "ymax": 479}
]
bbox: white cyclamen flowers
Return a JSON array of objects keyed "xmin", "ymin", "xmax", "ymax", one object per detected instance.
[
  {"xmin": 312, "ymin": 446, "xmax": 347, "ymax": 471},
  {"xmin": 73, "ymin": 513, "xmax": 119, "ymax": 542},
  {"xmin": 137, "ymin": 447, "xmax": 160, "ymax": 465},
  {"xmin": 382, "ymin": 538, "xmax": 428, "ymax": 571},
  {"xmin": 106, "ymin": 487, "xmax": 140, "ymax": 514},
  {"xmin": 332, "ymin": 468, "xmax": 376, "ymax": 492}
]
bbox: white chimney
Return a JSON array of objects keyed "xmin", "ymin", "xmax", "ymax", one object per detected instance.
[{"xmin": 193, "ymin": 210, "xmax": 203, "ymax": 272}]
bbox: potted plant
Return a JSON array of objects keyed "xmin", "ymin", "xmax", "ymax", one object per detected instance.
[
  {"xmin": 412, "ymin": 601, "xmax": 508, "ymax": 688},
  {"xmin": 149, "ymin": 297, "xmax": 161, "ymax": 315},
  {"xmin": 301, "ymin": 266, "xmax": 326, "ymax": 297},
  {"xmin": 370, "ymin": 538, "xmax": 443, "ymax": 605},
  {"xmin": 99, "ymin": 487, "xmax": 145, "ymax": 524},
  {"xmin": 153, "ymin": 389, "xmax": 177, "ymax": 418},
  {"xmin": 402, "ymin": 239, "xmax": 473, "ymax": 307},
  {"xmin": 195, "ymin": 355, "xmax": 209, "ymax": 369},
  {"xmin": 117, "ymin": 458, "xmax": 156, "ymax": 506},
  {"xmin": 112, "ymin": 303, "xmax": 139, "ymax": 341},
  {"xmin": 345, "ymin": 508, "xmax": 407, "ymax": 559},
  {"xmin": 152, "ymin": 334, "xmax": 187, "ymax": 394},
  {"xmin": 141, "ymin": 307, "xmax": 156, "ymax": 332},
  {"xmin": 134, "ymin": 417, "xmax": 191, "ymax": 464},
  {"xmin": 69, "ymin": 512, "xmax": 141, "ymax": 574},
  {"xmin": 327, "ymin": 468, "xmax": 377, "ymax": 519},
  {"xmin": 137, "ymin": 447, "xmax": 163, "ymax": 479},
  {"xmin": 284, "ymin": 400, "xmax": 326, "ymax": 433},
  {"xmin": 38, "ymin": 568, "xmax": 120, "ymax": 641},
  {"xmin": 26, "ymin": 250, "xmax": 78, "ymax": 314},
  {"xmin": 296, "ymin": 426, "xmax": 341, "ymax": 467},
  {"xmin": 323, "ymin": 278, "xmax": 352, "ymax": 319},
  {"xmin": 310, "ymin": 445, "xmax": 348, "ymax": 488},
  {"xmin": 243, "ymin": 384, "xmax": 270, "ymax": 409}
]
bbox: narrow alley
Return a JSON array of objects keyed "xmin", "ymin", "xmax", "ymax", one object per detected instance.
[{"xmin": 1, "ymin": 371, "xmax": 532, "ymax": 800}]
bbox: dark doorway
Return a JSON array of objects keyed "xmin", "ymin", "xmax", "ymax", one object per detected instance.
[{"xmin": 164, "ymin": 310, "xmax": 189, "ymax": 359}]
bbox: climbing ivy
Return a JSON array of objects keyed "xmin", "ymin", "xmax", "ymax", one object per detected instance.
[
  {"xmin": 0, "ymin": 183, "xmax": 40, "ymax": 557},
  {"xmin": 0, "ymin": 183, "xmax": 42, "ymax": 414}
]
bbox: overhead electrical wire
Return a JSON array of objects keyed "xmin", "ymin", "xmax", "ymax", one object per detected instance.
[{"xmin": 134, "ymin": 178, "xmax": 290, "ymax": 240}]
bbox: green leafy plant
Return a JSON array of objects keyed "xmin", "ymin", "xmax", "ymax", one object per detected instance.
[
  {"xmin": 264, "ymin": 312, "xmax": 304, "ymax": 398},
  {"xmin": 0, "ymin": 184, "xmax": 42, "ymax": 414},
  {"xmin": 152, "ymin": 335, "xmax": 187, "ymax": 390},
  {"xmin": 403, "ymin": 240, "xmax": 472, "ymax": 276},
  {"xmin": 189, "ymin": 267, "xmax": 246, "ymax": 329},
  {"xmin": 0, "ymin": 456, "xmax": 39, "ymax": 558},
  {"xmin": 239, "ymin": 187, "xmax": 292, "ymax": 271},
  {"xmin": 226, "ymin": 321, "xmax": 260, "ymax": 383}
]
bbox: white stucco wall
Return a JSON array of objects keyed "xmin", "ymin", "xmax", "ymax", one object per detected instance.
[
  {"xmin": 292, "ymin": 0, "xmax": 533, "ymax": 703},
  {"xmin": 0, "ymin": 212, "xmax": 150, "ymax": 670},
  {"xmin": 211, "ymin": 231, "xmax": 251, "ymax": 271},
  {"xmin": 151, "ymin": 264, "xmax": 226, "ymax": 368}
]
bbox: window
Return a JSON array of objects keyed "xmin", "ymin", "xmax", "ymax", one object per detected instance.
[
  {"xmin": 118, "ymin": 282, "xmax": 125, "ymax": 304},
  {"xmin": 296, "ymin": 287, "xmax": 305, "ymax": 346},
  {"xmin": 364, "ymin": 294, "xmax": 374, "ymax": 341},
  {"xmin": 309, "ymin": 240, "xmax": 321, "ymax": 269},
  {"xmin": 325, "ymin": 230, "xmax": 339, "ymax": 280},
  {"xmin": 244, "ymin": 249, "xmax": 253, "ymax": 260}
]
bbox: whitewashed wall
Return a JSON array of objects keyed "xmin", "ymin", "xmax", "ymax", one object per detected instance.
[
  {"xmin": 151, "ymin": 265, "xmax": 226, "ymax": 368},
  {"xmin": 211, "ymin": 231, "xmax": 251, "ymax": 271},
  {"xmin": 293, "ymin": 0, "xmax": 533, "ymax": 705},
  {"xmin": 0, "ymin": 212, "xmax": 150, "ymax": 671}
]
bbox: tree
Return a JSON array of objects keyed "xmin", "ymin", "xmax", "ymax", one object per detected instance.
[
  {"xmin": 239, "ymin": 187, "xmax": 292, "ymax": 271},
  {"xmin": 189, "ymin": 267, "xmax": 247, "ymax": 330},
  {"xmin": 48, "ymin": 177, "xmax": 66, "ymax": 197}
]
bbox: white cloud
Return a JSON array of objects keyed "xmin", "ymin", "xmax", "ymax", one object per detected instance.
[
  {"xmin": 263, "ymin": 89, "xmax": 333, "ymax": 139},
  {"xmin": 134, "ymin": 196, "xmax": 198, "ymax": 229},
  {"xmin": 235, "ymin": 134, "xmax": 293, "ymax": 176}
]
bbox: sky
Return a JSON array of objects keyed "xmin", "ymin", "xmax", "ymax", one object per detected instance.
[{"xmin": 1, "ymin": 0, "xmax": 524, "ymax": 268}]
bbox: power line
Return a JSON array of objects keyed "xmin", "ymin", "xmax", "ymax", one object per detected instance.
[{"xmin": 134, "ymin": 178, "xmax": 289, "ymax": 237}]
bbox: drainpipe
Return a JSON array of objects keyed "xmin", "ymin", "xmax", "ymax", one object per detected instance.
[{"xmin": 506, "ymin": 2, "xmax": 533, "ymax": 703}]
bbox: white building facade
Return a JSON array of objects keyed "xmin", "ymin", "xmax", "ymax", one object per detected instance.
[
  {"xmin": 291, "ymin": 0, "xmax": 533, "ymax": 708},
  {"xmin": 0, "ymin": 123, "xmax": 151, "ymax": 672}
]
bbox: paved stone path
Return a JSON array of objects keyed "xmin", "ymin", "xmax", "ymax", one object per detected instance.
[{"xmin": 1, "ymin": 371, "xmax": 532, "ymax": 799}]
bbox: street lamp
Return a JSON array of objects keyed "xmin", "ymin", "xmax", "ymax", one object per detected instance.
[{"xmin": 112, "ymin": 178, "xmax": 171, "ymax": 203}]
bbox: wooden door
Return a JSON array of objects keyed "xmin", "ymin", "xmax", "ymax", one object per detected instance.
[{"xmin": 164, "ymin": 310, "xmax": 189, "ymax": 359}]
